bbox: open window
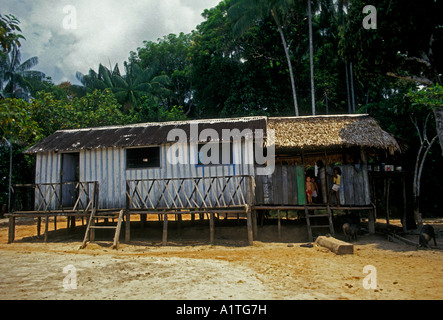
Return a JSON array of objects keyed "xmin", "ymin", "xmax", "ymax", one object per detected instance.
[{"xmin": 126, "ymin": 147, "xmax": 161, "ymax": 169}]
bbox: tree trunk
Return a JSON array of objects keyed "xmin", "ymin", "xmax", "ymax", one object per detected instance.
[
  {"xmin": 413, "ymin": 133, "xmax": 439, "ymax": 229},
  {"xmin": 433, "ymin": 107, "xmax": 443, "ymax": 156},
  {"xmin": 345, "ymin": 61, "xmax": 352, "ymax": 114},
  {"xmin": 308, "ymin": 0, "xmax": 315, "ymax": 115},
  {"xmin": 271, "ymin": 9, "xmax": 299, "ymax": 117},
  {"xmin": 350, "ymin": 62, "xmax": 356, "ymax": 113}
]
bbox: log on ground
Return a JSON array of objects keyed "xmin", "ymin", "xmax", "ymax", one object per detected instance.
[{"xmin": 315, "ymin": 236, "xmax": 354, "ymax": 255}]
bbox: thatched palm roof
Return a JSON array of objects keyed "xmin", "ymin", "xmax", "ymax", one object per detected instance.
[{"xmin": 267, "ymin": 114, "xmax": 400, "ymax": 153}]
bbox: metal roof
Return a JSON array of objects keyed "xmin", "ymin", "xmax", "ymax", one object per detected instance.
[{"xmin": 25, "ymin": 117, "xmax": 268, "ymax": 154}]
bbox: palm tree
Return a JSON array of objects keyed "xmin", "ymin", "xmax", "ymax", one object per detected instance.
[
  {"xmin": 112, "ymin": 62, "xmax": 171, "ymax": 111},
  {"xmin": 75, "ymin": 63, "xmax": 120, "ymax": 95},
  {"xmin": 228, "ymin": 0, "xmax": 300, "ymax": 116},
  {"xmin": 0, "ymin": 45, "xmax": 45, "ymax": 100},
  {"xmin": 76, "ymin": 61, "xmax": 172, "ymax": 110}
]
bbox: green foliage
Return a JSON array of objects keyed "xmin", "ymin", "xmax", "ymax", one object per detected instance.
[
  {"xmin": 129, "ymin": 96, "xmax": 187, "ymax": 123},
  {"xmin": 0, "ymin": 97, "xmax": 39, "ymax": 143},
  {"xmin": 407, "ymin": 84, "xmax": 443, "ymax": 110},
  {"xmin": 0, "ymin": 45, "xmax": 45, "ymax": 99},
  {"xmin": 29, "ymin": 90, "xmax": 136, "ymax": 138},
  {"xmin": 0, "ymin": 14, "xmax": 25, "ymax": 56}
]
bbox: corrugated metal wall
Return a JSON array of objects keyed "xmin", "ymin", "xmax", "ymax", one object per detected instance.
[{"xmin": 35, "ymin": 140, "xmax": 255, "ymax": 210}]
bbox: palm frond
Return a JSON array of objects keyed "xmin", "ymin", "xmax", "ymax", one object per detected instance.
[{"xmin": 16, "ymin": 56, "xmax": 39, "ymax": 72}]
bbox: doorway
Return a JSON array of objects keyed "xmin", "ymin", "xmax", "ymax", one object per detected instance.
[{"xmin": 61, "ymin": 153, "xmax": 79, "ymax": 208}]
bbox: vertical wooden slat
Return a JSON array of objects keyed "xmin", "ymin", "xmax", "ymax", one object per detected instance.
[
  {"xmin": 296, "ymin": 166, "xmax": 306, "ymax": 205},
  {"xmin": 282, "ymin": 166, "xmax": 288, "ymax": 205}
]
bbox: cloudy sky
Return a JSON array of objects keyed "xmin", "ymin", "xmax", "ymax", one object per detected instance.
[{"xmin": 2, "ymin": 0, "xmax": 221, "ymax": 84}]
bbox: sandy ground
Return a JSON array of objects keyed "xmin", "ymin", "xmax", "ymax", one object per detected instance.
[{"xmin": 0, "ymin": 215, "xmax": 442, "ymax": 300}]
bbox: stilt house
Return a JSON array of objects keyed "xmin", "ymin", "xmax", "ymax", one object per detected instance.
[{"xmin": 8, "ymin": 114, "xmax": 400, "ymax": 245}]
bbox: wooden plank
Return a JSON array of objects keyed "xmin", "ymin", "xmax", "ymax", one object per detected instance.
[
  {"xmin": 343, "ymin": 166, "xmax": 354, "ymax": 206},
  {"xmin": 289, "ymin": 166, "xmax": 298, "ymax": 205},
  {"xmin": 265, "ymin": 174, "xmax": 273, "ymax": 205},
  {"xmin": 273, "ymin": 165, "xmax": 282, "ymax": 205},
  {"xmin": 255, "ymin": 175, "xmax": 264, "ymax": 205},
  {"xmin": 296, "ymin": 166, "xmax": 306, "ymax": 205},
  {"xmin": 286, "ymin": 166, "xmax": 293, "ymax": 205},
  {"xmin": 282, "ymin": 166, "xmax": 288, "ymax": 205},
  {"xmin": 315, "ymin": 236, "xmax": 354, "ymax": 255},
  {"xmin": 353, "ymin": 168, "xmax": 364, "ymax": 205}
]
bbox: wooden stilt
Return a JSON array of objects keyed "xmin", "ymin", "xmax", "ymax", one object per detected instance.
[
  {"xmin": 368, "ymin": 205, "xmax": 376, "ymax": 234},
  {"xmin": 246, "ymin": 208, "xmax": 253, "ymax": 246},
  {"xmin": 125, "ymin": 211, "xmax": 131, "ymax": 243},
  {"xmin": 37, "ymin": 217, "xmax": 41, "ymax": 237},
  {"xmin": 44, "ymin": 215, "xmax": 49, "ymax": 242},
  {"xmin": 277, "ymin": 209, "xmax": 282, "ymax": 239},
  {"xmin": 140, "ymin": 213, "xmax": 146, "ymax": 229},
  {"xmin": 177, "ymin": 213, "xmax": 182, "ymax": 237},
  {"xmin": 402, "ymin": 174, "xmax": 407, "ymax": 232},
  {"xmin": 252, "ymin": 210, "xmax": 258, "ymax": 238},
  {"xmin": 53, "ymin": 216, "xmax": 57, "ymax": 231},
  {"xmin": 8, "ymin": 216, "xmax": 15, "ymax": 243},
  {"xmin": 162, "ymin": 213, "xmax": 168, "ymax": 246},
  {"xmin": 210, "ymin": 212, "xmax": 215, "ymax": 244}
]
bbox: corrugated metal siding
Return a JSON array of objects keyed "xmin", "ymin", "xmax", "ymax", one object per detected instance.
[
  {"xmin": 79, "ymin": 139, "xmax": 255, "ymax": 209},
  {"xmin": 34, "ymin": 152, "xmax": 61, "ymax": 210}
]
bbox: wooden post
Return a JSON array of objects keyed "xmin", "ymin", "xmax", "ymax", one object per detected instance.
[
  {"xmin": 177, "ymin": 212, "xmax": 182, "ymax": 237},
  {"xmin": 252, "ymin": 210, "xmax": 258, "ymax": 238},
  {"xmin": 125, "ymin": 211, "xmax": 131, "ymax": 243},
  {"xmin": 368, "ymin": 205, "xmax": 376, "ymax": 234},
  {"xmin": 162, "ymin": 213, "xmax": 168, "ymax": 246},
  {"xmin": 70, "ymin": 216, "xmax": 76, "ymax": 230},
  {"xmin": 37, "ymin": 217, "xmax": 41, "ymax": 237},
  {"xmin": 44, "ymin": 215, "xmax": 49, "ymax": 242},
  {"xmin": 402, "ymin": 174, "xmax": 407, "ymax": 232},
  {"xmin": 210, "ymin": 212, "xmax": 215, "ymax": 244},
  {"xmin": 277, "ymin": 209, "xmax": 281, "ymax": 239},
  {"xmin": 54, "ymin": 216, "xmax": 57, "ymax": 231},
  {"xmin": 8, "ymin": 216, "xmax": 15, "ymax": 243},
  {"xmin": 386, "ymin": 178, "xmax": 391, "ymax": 225},
  {"xmin": 140, "ymin": 213, "xmax": 146, "ymax": 229},
  {"xmin": 246, "ymin": 207, "xmax": 253, "ymax": 246}
]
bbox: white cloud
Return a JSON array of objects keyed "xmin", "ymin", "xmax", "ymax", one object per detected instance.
[{"xmin": 1, "ymin": 0, "xmax": 220, "ymax": 84}]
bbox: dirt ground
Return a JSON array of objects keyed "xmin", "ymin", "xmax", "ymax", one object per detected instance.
[{"xmin": 0, "ymin": 215, "xmax": 442, "ymax": 300}]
